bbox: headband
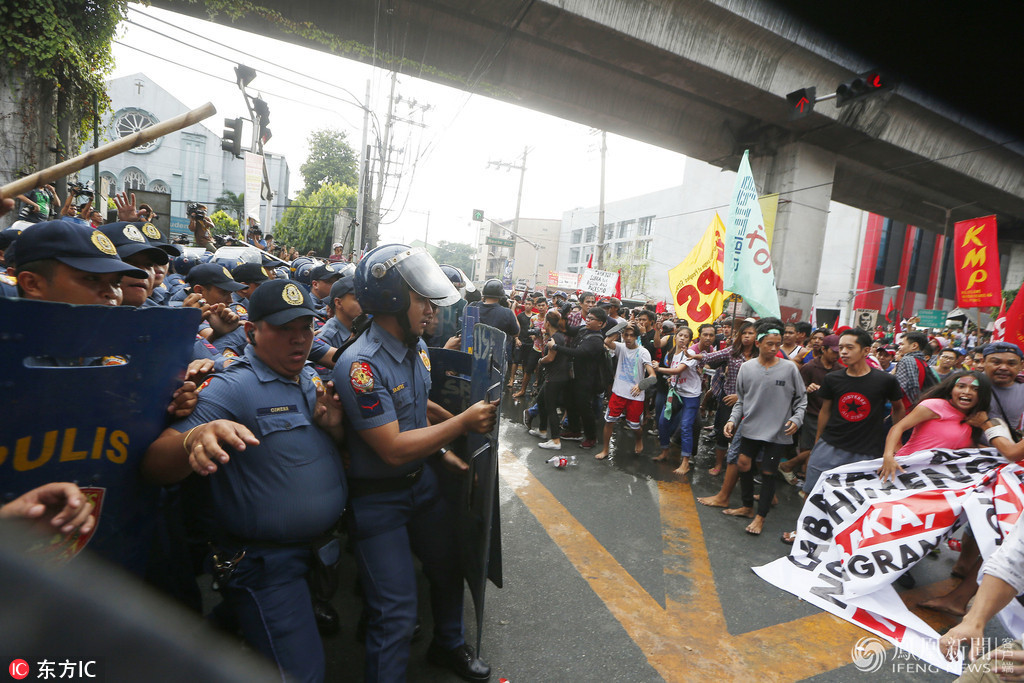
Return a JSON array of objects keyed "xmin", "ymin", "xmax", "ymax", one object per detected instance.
[{"xmin": 757, "ymin": 328, "xmax": 782, "ymax": 341}]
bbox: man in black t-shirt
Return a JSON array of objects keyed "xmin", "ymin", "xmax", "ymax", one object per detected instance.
[
  {"xmin": 801, "ymin": 328, "xmax": 905, "ymax": 495},
  {"xmin": 782, "ymin": 329, "xmax": 905, "ymax": 545}
]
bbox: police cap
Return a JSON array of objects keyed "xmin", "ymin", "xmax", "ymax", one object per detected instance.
[
  {"xmin": 232, "ymin": 262, "xmax": 270, "ymax": 284},
  {"xmin": 311, "ymin": 263, "xmax": 345, "ymax": 282},
  {"xmin": 136, "ymin": 221, "xmax": 181, "ymax": 257},
  {"xmin": 99, "ymin": 222, "xmax": 170, "ymax": 265},
  {"xmin": 249, "ymin": 279, "xmax": 317, "ymax": 325},
  {"xmin": 186, "ymin": 263, "xmax": 247, "ymax": 292},
  {"xmin": 12, "ymin": 220, "xmax": 146, "ymax": 277},
  {"xmin": 329, "ymin": 276, "xmax": 355, "ymax": 301}
]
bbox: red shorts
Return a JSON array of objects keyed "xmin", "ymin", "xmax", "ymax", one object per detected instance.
[{"xmin": 605, "ymin": 393, "xmax": 645, "ymax": 430}]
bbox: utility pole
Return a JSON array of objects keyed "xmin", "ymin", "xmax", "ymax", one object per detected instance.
[
  {"xmin": 597, "ymin": 130, "xmax": 607, "ymax": 270},
  {"xmin": 367, "ymin": 71, "xmax": 398, "ymax": 251},
  {"xmin": 487, "ymin": 147, "xmax": 529, "ymax": 281},
  {"xmin": 354, "ymin": 78, "xmax": 371, "ymax": 256}
]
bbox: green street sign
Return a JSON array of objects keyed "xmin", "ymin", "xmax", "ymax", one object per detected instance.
[
  {"xmin": 485, "ymin": 236, "xmax": 515, "ymax": 248},
  {"xmin": 472, "ymin": 209, "xmax": 484, "ymax": 222},
  {"xmin": 916, "ymin": 309, "xmax": 947, "ymax": 328}
]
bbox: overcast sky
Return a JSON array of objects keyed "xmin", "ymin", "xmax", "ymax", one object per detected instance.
[{"xmin": 111, "ymin": 4, "xmax": 691, "ymax": 247}]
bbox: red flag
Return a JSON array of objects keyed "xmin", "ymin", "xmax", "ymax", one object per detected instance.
[
  {"xmin": 954, "ymin": 215, "xmax": 1002, "ymax": 308},
  {"xmin": 614, "ymin": 270, "xmax": 622, "ymax": 299},
  {"xmin": 586, "ymin": 253, "xmax": 593, "ymax": 269},
  {"xmin": 655, "ymin": 300, "xmax": 666, "ymax": 314},
  {"xmin": 993, "ymin": 297, "xmax": 1008, "ymax": 341},
  {"xmin": 885, "ymin": 297, "xmax": 901, "ymax": 335},
  {"xmin": 1003, "ymin": 291, "xmax": 1024, "ymax": 350}
]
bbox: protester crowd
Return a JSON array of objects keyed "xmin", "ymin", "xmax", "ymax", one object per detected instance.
[{"xmin": 3, "ymin": 178, "xmax": 1024, "ymax": 680}]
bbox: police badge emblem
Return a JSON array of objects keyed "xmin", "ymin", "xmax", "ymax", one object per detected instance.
[
  {"xmin": 122, "ymin": 225, "xmax": 145, "ymax": 242},
  {"xmin": 282, "ymin": 283, "xmax": 304, "ymax": 305},
  {"xmin": 419, "ymin": 348, "xmax": 431, "ymax": 371},
  {"xmin": 90, "ymin": 232, "xmax": 117, "ymax": 255},
  {"xmin": 141, "ymin": 222, "xmax": 162, "ymax": 240}
]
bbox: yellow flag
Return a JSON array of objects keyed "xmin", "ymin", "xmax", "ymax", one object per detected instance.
[
  {"xmin": 667, "ymin": 214, "xmax": 730, "ymax": 325},
  {"xmin": 759, "ymin": 193, "xmax": 779, "ymax": 246}
]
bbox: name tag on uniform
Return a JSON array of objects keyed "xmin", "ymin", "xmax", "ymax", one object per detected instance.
[
  {"xmin": 392, "ymin": 383, "xmax": 406, "ymax": 393},
  {"xmin": 257, "ymin": 405, "xmax": 298, "ymax": 416}
]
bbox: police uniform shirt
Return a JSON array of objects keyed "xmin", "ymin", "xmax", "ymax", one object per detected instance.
[
  {"xmin": 336, "ymin": 320, "xmax": 431, "ymax": 479},
  {"xmin": 317, "ymin": 317, "xmax": 352, "ymax": 350},
  {"xmin": 148, "ymin": 283, "xmax": 171, "ymax": 306},
  {"xmin": 311, "ymin": 294, "xmax": 328, "ymax": 316},
  {"xmin": 172, "ymin": 348, "xmax": 346, "ymax": 541}
]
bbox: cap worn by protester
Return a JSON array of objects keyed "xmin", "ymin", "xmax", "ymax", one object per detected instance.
[
  {"xmin": 984, "ymin": 341, "xmax": 1023, "ymax": 358},
  {"xmin": 99, "ymin": 223, "xmax": 170, "ymax": 265},
  {"xmin": 311, "ymin": 263, "xmax": 346, "ymax": 282},
  {"xmin": 329, "ymin": 276, "xmax": 355, "ymax": 301},
  {"xmin": 12, "ymin": 220, "xmax": 146, "ymax": 277},
  {"xmin": 332, "ymin": 242, "xmax": 343, "ymax": 250},
  {"xmin": 876, "ymin": 345, "xmax": 896, "ymax": 355},
  {"xmin": 821, "ymin": 334, "xmax": 841, "ymax": 352},
  {"xmin": 248, "ymin": 279, "xmax": 317, "ymax": 325},
  {"xmin": 232, "ymin": 262, "xmax": 270, "ymax": 284},
  {"xmin": 186, "ymin": 263, "xmax": 247, "ymax": 292}
]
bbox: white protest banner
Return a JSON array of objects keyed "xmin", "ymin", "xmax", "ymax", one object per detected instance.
[
  {"xmin": 547, "ymin": 271, "xmax": 581, "ymax": 290},
  {"xmin": 754, "ymin": 448, "xmax": 1024, "ymax": 676},
  {"xmin": 855, "ymin": 309, "xmax": 879, "ymax": 331},
  {"xmin": 578, "ymin": 268, "xmax": 618, "ymax": 297},
  {"xmin": 243, "ymin": 152, "xmax": 263, "ymax": 222}
]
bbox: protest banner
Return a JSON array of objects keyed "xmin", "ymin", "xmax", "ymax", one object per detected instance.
[
  {"xmin": 855, "ymin": 309, "xmax": 879, "ymax": 331},
  {"xmin": 578, "ymin": 268, "xmax": 619, "ymax": 297},
  {"xmin": 547, "ymin": 271, "xmax": 580, "ymax": 290},
  {"xmin": 724, "ymin": 151, "xmax": 781, "ymax": 318},
  {"xmin": 954, "ymin": 215, "xmax": 1001, "ymax": 308},
  {"xmin": 754, "ymin": 448, "xmax": 1024, "ymax": 676},
  {"xmin": 243, "ymin": 152, "xmax": 262, "ymax": 222},
  {"xmin": 666, "ymin": 214, "xmax": 729, "ymax": 325}
]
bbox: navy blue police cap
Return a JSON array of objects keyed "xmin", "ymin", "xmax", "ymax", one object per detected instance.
[
  {"xmin": 329, "ymin": 276, "xmax": 355, "ymax": 301},
  {"xmin": 311, "ymin": 263, "xmax": 346, "ymax": 282},
  {"xmin": 232, "ymin": 262, "xmax": 270, "ymax": 283},
  {"xmin": 136, "ymin": 221, "xmax": 181, "ymax": 257},
  {"xmin": 186, "ymin": 263, "xmax": 247, "ymax": 292},
  {"xmin": 248, "ymin": 279, "xmax": 317, "ymax": 325},
  {"xmin": 99, "ymin": 222, "xmax": 170, "ymax": 265},
  {"xmin": 11, "ymin": 220, "xmax": 146, "ymax": 277}
]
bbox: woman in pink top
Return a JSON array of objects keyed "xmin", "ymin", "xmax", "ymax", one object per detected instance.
[{"xmin": 878, "ymin": 371, "xmax": 992, "ymax": 482}]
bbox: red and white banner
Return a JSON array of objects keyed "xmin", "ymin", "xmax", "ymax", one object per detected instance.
[
  {"xmin": 953, "ymin": 215, "xmax": 1002, "ymax": 308},
  {"xmin": 754, "ymin": 448, "xmax": 1024, "ymax": 675}
]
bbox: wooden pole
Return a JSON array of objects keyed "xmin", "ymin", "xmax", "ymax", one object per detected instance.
[{"xmin": 1, "ymin": 102, "xmax": 216, "ymax": 200}]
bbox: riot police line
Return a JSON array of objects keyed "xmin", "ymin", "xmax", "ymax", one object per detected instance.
[{"xmin": 0, "ymin": 199, "xmax": 504, "ymax": 683}]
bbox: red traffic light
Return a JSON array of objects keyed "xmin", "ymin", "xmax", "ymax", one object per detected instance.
[{"xmin": 836, "ymin": 69, "xmax": 893, "ymax": 108}]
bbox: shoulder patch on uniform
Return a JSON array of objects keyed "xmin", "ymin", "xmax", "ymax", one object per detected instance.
[
  {"xmin": 419, "ymin": 348, "xmax": 431, "ymax": 371},
  {"xmin": 197, "ymin": 377, "xmax": 213, "ymax": 392},
  {"xmin": 101, "ymin": 355, "xmax": 128, "ymax": 366},
  {"xmin": 311, "ymin": 374, "xmax": 324, "ymax": 392},
  {"xmin": 350, "ymin": 361, "xmax": 375, "ymax": 393},
  {"xmin": 233, "ymin": 304, "xmax": 248, "ymax": 317}
]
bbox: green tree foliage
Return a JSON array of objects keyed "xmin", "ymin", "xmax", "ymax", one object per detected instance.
[
  {"xmin": 209, "ymin": 210, "xmax": 240, "ymax": 237},
  {"xmin": 433, "ymin": 241, "xmax": 475, "ymax": 276},
  {"xmin": 275, "ymin": 183, "xmax": 356, "ymax": 255},
  {"xmin": 214, "ymin": 189, "xmax": 244, "ymax": 223},
  {"xmin": 1, "ymin": 1, "xmax": 128, "ymax": 141},
  {"xmin": 604, "ymin": 247, "xmax": 650, "ymax": 299},
  {"xmin": 299, "ymin": 129, "xmax": 358, "ymax": 193}
]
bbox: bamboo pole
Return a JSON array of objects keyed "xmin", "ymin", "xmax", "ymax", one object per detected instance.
[{"xmin": 1, "ymin": 102, "xmax": 217, "ymax": 199}]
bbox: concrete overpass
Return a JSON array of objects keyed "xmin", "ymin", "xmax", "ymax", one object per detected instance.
[{"xmin": 156, "ymin": 0, "xmax": 1024, "ymax": 313}]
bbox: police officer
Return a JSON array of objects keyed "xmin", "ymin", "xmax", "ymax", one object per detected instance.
[
  {"xmin": 231, "ymin": 262, "xmax": 270, "ymax": 309},
  {"xmin": 427, "ymin": 264, "xmax": 471, "ymax": 347},
  {"xmin": 336, "ymin": 244, "xmax": 496, "ymax": 682},
  {"xmin": 309, "ymin": 263, "xmax": 346, "ymax": 315},
  {"xmin": 317, "ymin": 275, "xmax": 361, "ymax": 349},
  {"xmin": 143, "ymin": 278, "xmax": 347, "ymax": 683},
  {"xmin": 187, "ymin": 263, "xmax": 249, "ymax": 355},
  {"xmin": 98, "ymin": 222, "xmax": 170, "ymax": 308}
]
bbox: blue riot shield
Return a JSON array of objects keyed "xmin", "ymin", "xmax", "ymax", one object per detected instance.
[
  {"xmin": 460, "ymin": 303, "xmax": 480, "ymax": 353},
  {"xmin": 0, "ymin": 298, "xmax": 200, "ymax": 575},
  {"xmin": 465, "ymin": 323, "xmax": 506, "ymax": 652}
]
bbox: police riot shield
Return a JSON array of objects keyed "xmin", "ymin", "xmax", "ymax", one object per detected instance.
[
  {"xmin": 0, "ymin": 298, "xmax": 201, "ymax": 575},
  {"xmin": 460, "ymin": 303, "xmax": 480, "ymax": 354},
  {"xmin": 465, "ymin": 323, "xmax": 506, "ymax": 653}
]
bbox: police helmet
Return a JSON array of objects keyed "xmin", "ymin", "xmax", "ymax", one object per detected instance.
[
  {"xmin": 355, "ymin": 244, "xmax": 460, "ymax": 314},
  {"xmin": 481, "ymin": 278, "xmax": 505, "ymax": 297},
  {"xmin": 293, "ymin": 261, "xmax": 317, "ymax": 287},
  {"xmin": 172, "ymin": 254, "xmax": 200, "ymax": 275},
  {"xmin": 338, "ymin": 262, "xmax": 356, "ymax": 278},
  {"xmin": 274, "ymin": 266, "xmax": 290, "ymax": 280},
  {"xmin": 198, "ymin": 252, "xmax": 215, "ymax": 264},
  {"xmin": 440, "ymin": 264, "xmax": 465, "ymax": 288}
]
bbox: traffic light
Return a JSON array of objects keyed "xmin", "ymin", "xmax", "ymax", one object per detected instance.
[
  {"xmin": 221, "ymin": 117, "xmax": 243, "ymax": 158},
  {"xmin": 251, "ymin": 97, "xmax": 271, "ymax": 146},
  {"xmin": 785, "ymin": 86, "xmax": 816, "ymax": 119},
  {"xmin": 472, "ymin": 209, "xmax": 484, "ymax": 222},
  {"xmin": 835, "ymin": 70, "xmax": 891, "ymax": 108}
]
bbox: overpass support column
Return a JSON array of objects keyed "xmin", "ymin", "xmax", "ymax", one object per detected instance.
[{"xmin": 758, "ymin": 142, "xmax": 836, "ymax": 318}]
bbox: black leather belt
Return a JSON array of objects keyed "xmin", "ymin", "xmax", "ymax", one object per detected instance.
[{"xmin": 348, "ymin": 466, "xmax": 424, "ymax": 498}]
